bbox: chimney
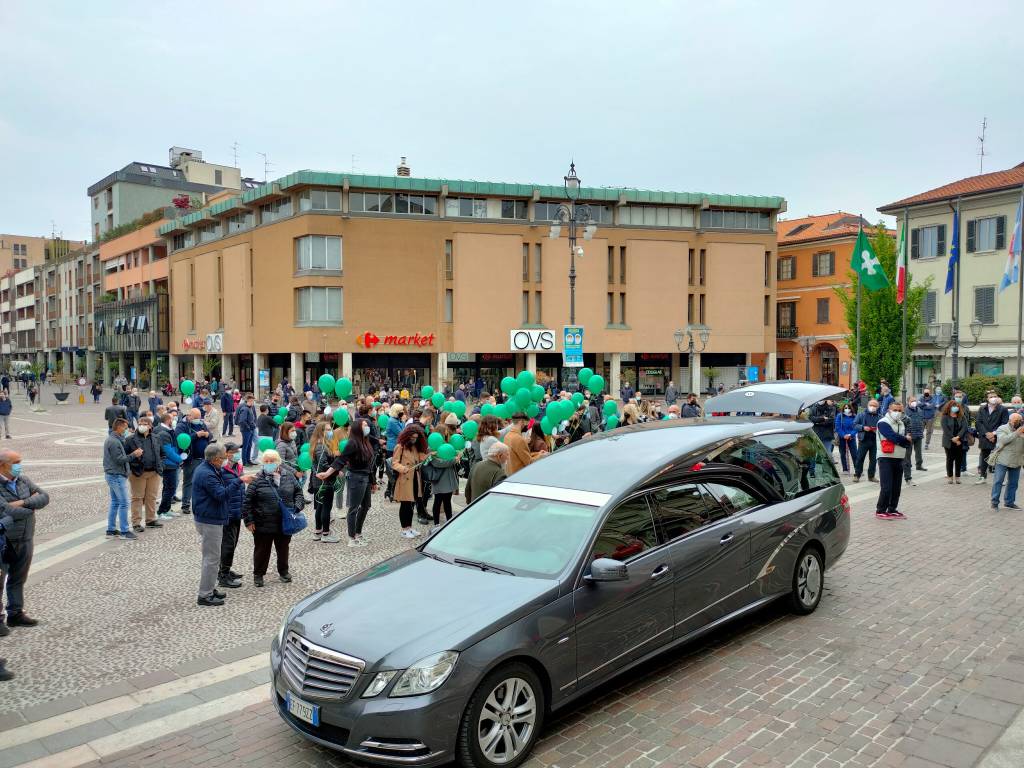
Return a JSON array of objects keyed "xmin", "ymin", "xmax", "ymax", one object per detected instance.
[{"xmin": 397, "ymin": 156, "xmax": 411, "ymax": 177}]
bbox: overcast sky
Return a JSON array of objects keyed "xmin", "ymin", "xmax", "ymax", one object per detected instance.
[{"xmin": 2, "ymin": 0, "xmax": 1022, "ymax": 241}]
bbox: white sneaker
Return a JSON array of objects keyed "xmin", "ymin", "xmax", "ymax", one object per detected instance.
[
  {"xmin": 974, "ymin": 477, "xmax": 987, "ymax": 485},
  {"xmin": 356, "ymin": 537, "xmax": 368, "ymax": 546},
  {"xmin": 321, "ymin": 534, "xmax": 341, "ymax": 543},
  {"xmin": 347, "ymin": 538, "xmax": 358, "ymax": 547},
  {"xmin": 312, "ymin": 533, "xmax": 322, "ymax": 541}
]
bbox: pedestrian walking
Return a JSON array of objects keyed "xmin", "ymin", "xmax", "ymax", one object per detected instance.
[
  {"xmin": 875, "ymin": 402, "xmax": 912, "ymax": 519},
  {"xmin": 175, "ymin": 408, "xmax": 211, "ymax": 515},
  {"xmin": 465, "ymin": 441, "xmax": 509, "ymax": 504},
  {"xmin": 974, "ymin": 393, "xmax": 1009, "ymax": 484},
  {"xmin": 905, "ymin": 396, "xmax": 927, "ymax": 471},
  {"xmin": 124, "ymin": 416, "xmax": 162, "ymax": 532},
  {"xmin": 155, "ymin": 411, "xmax": 184, "ymax": 520},
  {"xmin": 941, "ymin": 400, "xmax": 969, "ymax": 484},
  {"xmin": 0, "ymin": 392, "xmax": 12, "ymax": 440},
  {"xmin": 217, "ymin": 442, "xmax": 246, "ymax": 588},
  {"xmin": 104, "ymin": 395, "xmax": 128, "ymax": 431},
  {"xmin": 192, "ymin": 444, "xmax": 238, "ymax": 606},
  {"xmin": 391, "ymin": 425, "xmax": 428, "ymax": 538},
  {"xmin": 243, "ymin": 449, "xmax": 304, "ymax": 587},
  {"xmin": 664, "ymin": 380, "xmax": 678, "ymax": 407},
  {"xmin": 853, "ymin": 399, "xmax": 881, "ymax": 483},
  {"xmin": 920, "ymin": 388, "xmax": 938, "ymax": 450},
  {"xmin": 148, "ymin": 390, "xmax": 163, "ymax": 414},
  {"xmin": 90, "ymin": 380, "xmax": 102, "ymax": 404},
  {"xmin": 834, "ymin": 405, "xmax": 857, "ymax": 474},
  {"xmin": 0, "ymin": 449, "xmax": 48, "ymax": 632},
  {"xmin": 316, "ymin": 418, "xmax": 376, "ymax": 546},
  {"xmin": 104, "ymin": 418, "xmax": 138, "ymax": 539},
  {"xmin": 307, "ymin": 422, "xmax": 340, "ymax": 543},
  {"xmin": 989, "ymin": 412, "xmax": 1024, "ymax": 510},
  {"xmin": 220, "ymin": 388, "xmax": 236, "ymax": 437}
]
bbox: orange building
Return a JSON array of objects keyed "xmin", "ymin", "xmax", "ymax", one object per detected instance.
[{"xmin": 775, "ymin": 213, "xmax": 890, "ymax": 386}]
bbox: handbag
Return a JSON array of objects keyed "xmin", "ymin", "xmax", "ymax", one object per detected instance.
[
  {"xmin": 271, "ymin": 481, "xmax": 307, "ymax": 535},
  {"xmin": 880, "ymin": 439, "xmax": 895, "ymax": 454}
]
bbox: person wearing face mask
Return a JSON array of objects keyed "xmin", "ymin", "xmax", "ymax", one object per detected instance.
[
  {"xmin": 307, "ymin": 422, "xmax": 340, "ymax": 543},
  {"xmin": 852, "ymin": 399, "xmax": 881, "ymax": 483},
  {"xmin": 834, "ymin": 404, "xmax": 857, "ymax": 475},
  {"xmin": 192, "ymin": 445, "xmax": 234, "ymax": 606},
  {"xmin": 175, "ymin": 408, "xmax": 211, "ymax": 515},
  {"xmin": 989, "ymin": 412, "xmax": 1024, "ymax": 510},
  {"xmin": 905, "ymin": 397, "xmax": 927, "ymax": 472},
  {"xmin": 974, "ymin": 392, "xmax": 1009, "ymax": 484},
  {"xmin": 0, "ymin": 448, "xmax": 49, "ymax": 631},
  {"xmin": 316, "ymin": 418, "xmax": 377, "ymax": 547},
  {"xmin": 155, "ymin": 411, "xmax": 185, "ymax": 521},
  {"xmin": 123, "ymin": 416, "xmax": 162, "ymax": 532},
  {"xmin": 919, "ymin": 389, "xmax": 937, "ymax": 450},
  {"xmin": 125, "ymin": 388, "xmax": 141, "ymax": 429},
  {"xmin": 950, "ymin": 391, "xmax": 972, "ymax": 475},
  {"xmin": 0, "ymin": 391, "xmax": 12, "ymax": 439},
  {"xmin": 878, "ymin": 384, "xmax": 894, "ymax": 418},
  {"xmin": 809, "ymin": 399, "xmax": 837, "ymax": 456},
  {"xmin": 243, "ymin": 449, "xmax": 304, "ymax": 587},
  {"xmin": 465, "ymin": 441, "xmax": 509, "ymax": 504},
  {"xmin": 941, "ymin": 400, "xmax": 969, "ymax": 483},
  {"xmin": 104, "ymin": 418, "xmax": 139, "ymax": 539},
  {"xmin": 217, "ymin": 442, "xmax": 247, "ymax": 589},
  {"xmin": 275, "ymin": 421, "xmax": 300, "ymax": 476},
  {"xmin": 875, "ymin": 402, "xmax": 912, "ymax": 519}
]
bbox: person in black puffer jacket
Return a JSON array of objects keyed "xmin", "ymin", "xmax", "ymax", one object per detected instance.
[
  {"xmin": 809, "ymin": 400, "xmax": 837, "ymax": 455},
  {"xmin": 242, "ymin": 449, "xmax": 305, "ymax": 587}
]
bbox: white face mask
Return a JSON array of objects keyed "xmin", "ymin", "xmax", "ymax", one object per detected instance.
[
  {"xmin": 868, "ymin": 406, "xmax": 877, "ymax": 413},
  {"xmin": 137, "ymin": 425, "xmax": 149, "ymax": 435},
  {"xmin": 843, "ymin": 409, "xmax": 851, "ymax": 416},
  {"xmin": 989, "ymin": 398, "xmax": 999, "ymax": 405},
  {"xmin": 909, "ymin": 401, "xmax": 918, "ymax": 408},
  {"xmin": 362, "ymin": 424, "xmax": 370, "ymax": 436}
]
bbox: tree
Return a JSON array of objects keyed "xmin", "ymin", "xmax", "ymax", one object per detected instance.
[{"xmin": 834, "ymin": 223, "xmax": 930, "ymax": 395}]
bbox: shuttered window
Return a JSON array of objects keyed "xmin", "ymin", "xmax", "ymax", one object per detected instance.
[
  {"xmin": 816, "ymin": 298, "xmax": 830, "ymax": 324},
  {"xmin": 967, "ymin": 216, "xmax": 1006, "ymax": 252},
  {"xmin": 777, "ymin": 257, "xmax": 795, "ymax": 281},
  {"xmin": 974, "ymin": 286, "xmax": 996, "ymax": 324},
  {"xmin": 922, "ymin": 290, "xmax": 937, "ymax": 325},
  {"xmin": 811, "ymin": 251, "xmax": 835, "ymax": 277},
  {"xmin": 911, "ymin": 225, "xmax": 946, "ymax": 259}
]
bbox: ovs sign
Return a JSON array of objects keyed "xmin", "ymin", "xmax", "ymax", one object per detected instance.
[{"xmin": 510, "ymin": 329, "xmax": 555, "ymax": 352}]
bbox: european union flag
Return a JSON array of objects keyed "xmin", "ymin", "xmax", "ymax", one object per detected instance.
[{"xmin": 945, "ymin": 209, "xmax": 959, "ymax": 294}]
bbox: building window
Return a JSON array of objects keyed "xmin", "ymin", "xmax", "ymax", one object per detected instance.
[
  {"xmin": 811, "ymin": 251, "xmax": 835, "ymax": 277},
  {"xmin": 215, "ymin": 169, "xmax": 223, "ymax": 185},
  {"xmin": 534, "ymin": 202, "xmax": 563, "ymax": 222},
  {"xmin": 445, "ymin": 198, "xmax": 487, "ymax": 218},
  {"xmin": 816, "ymin": 297, "xmax": 830, "ymax": 324},
  {"xmin": 777, "ymin": 256, "xmax": 795, "ymax": 281},
  {"xmin": 198, "ymin": 223, "xmax": 219, "ymax": 243},
  {"xmin": 967, "ymin": 216, "xmax": 1006, "ymax": 253},
  {"xmin": 699, "ymin": 294, "xmax": 706, "ymax": 323},
  {"xmin": 522, "ymin": 291, "xmax": 529, "ymax": 324},
  {"xmin": 620, "ymin": 205, "xmax": 694, "ymax": 227},
  {"xmin": 765, "ymin": 252, "xmax": 771, "ymax": 286},
  {"xmin": 911, "ymin": 225, "xmax": 945, "ymax": 259},
  {"xmin": 688, "ymin": 249, "xmax": 695, "ymax": 285},
  {"xmin": 501, "ymin": 200, "xmax": 527, "ymax": 219},
  {"xmin": 295, "ymin": 236, "xmax": 342, "ymax": 272},
  {"xmin": 172, "ymin": 233, "xmax": 193, "ymax": 251},
  {"xmin": 922, "ymin": 289, "xmax": 937, "ymax": 325},
  {"xmin": 522, "ymin": 244, "xmax": 529, "ymax": 281},
  {"xmin": 226, "ymin": 211, "xmax": 253, "ymax": 233},
  {"xmin": 700, "ymin": 209, "xmax": 771, "ymax": 230},
  {"xmin": 260, "ymin": 197, "xmax": 293, "ymax": 223},
  {"xmin": 394, "ymin": 193, "xmax": 438, "ymax": 215},
  {"xmin": 777, "ymin": 301, "xmax": 796, "ymax": 330},
  {"xmin": 687, "ymin": 294, "xmax": 694, "ymax": 323},
  {"xmin": 299, "ymin": 189, "xmax": 342, "ymax": 211},
  {"xmin": 619, "ymin": 246, "xmax": 626, "ymax": 284},
  {"xmin": 444, "ymin": 240, "xmax": 453, "ymax": 280},
  {"xmin": 296, "ymin": 286, "xmax": 343, "ymax": 325},
  {"xmin": 350, "ymin": 191, "xmax": 400, "ymax": 213},
  {"xmin": 608, "ymin": 246, "xmax": 615, "ymax": 283},
  {"xmin": 534, "ymin": 291, "xmax": 542, "ymax": 324},
  {"xmin": 699, "ymin": 249, "xmax": 706, "ymax": 286},
  {"xmin": 444, "ymin": 289, "xmax": 453, "ymax": 323},
  {"xmin": 534, "ymin": 244, "xmax": 542, "ymax": 282},
  {"xmin": 764, "ymin": 296, "xmax": 770, "ymax": 326},
  {"xmin": 93, "ymin": 196, "xmax": 99, "ymax": 210},
  {"xmin": 974, "ymin": 285, "xmax": 996, "ymax": 325},
  {"xmin": 606, "ymin": 293, "xmax": 614, "ymax": 324},
  {"xmin": 619, "ymin": 293, "xmax": 626, "ymax": 324}
]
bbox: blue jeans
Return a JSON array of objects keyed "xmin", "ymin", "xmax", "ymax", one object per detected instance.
[
  {"xmin": 105, "ymin": 473, "xmax": 130, "ymax": 533},
  {"xmin": 241, "ymin": 429, "xmax": 255, "ymax": 464},
  {"xmin": 991, "ymin": 464, "xmax": 1020, "ymax": 507},
  {"xmin": 158, "ymin": 466, "xmax": 179, "ymax": 516}
]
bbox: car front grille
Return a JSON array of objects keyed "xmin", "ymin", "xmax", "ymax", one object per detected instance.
[{"xmin": 281, "ymin": 631, "xmax": 365, "ymax": 700}]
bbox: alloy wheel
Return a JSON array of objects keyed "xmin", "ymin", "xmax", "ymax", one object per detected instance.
[
  {"xmin": 796, "ymin": 552, "xmax": 821, "ymax": 608},
  {"xmin": 476, "ymin": 676, "xmax": 537, "ymax": 765}
]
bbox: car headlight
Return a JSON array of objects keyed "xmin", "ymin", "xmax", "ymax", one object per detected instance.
[
  {"xmin": 276, "ymin": 614, "xmax": 290, "ymax": 648},
  {"xmin": 361, "ymin": 670, "xmax": 398, "ymax": 698},
  {"xmin": 389, "ymin": 652, "xmax": 459, "ymax": 697}
]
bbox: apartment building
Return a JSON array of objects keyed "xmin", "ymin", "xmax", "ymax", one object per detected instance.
[{"xmin": 0, "ymin": 234, "xmax": 85, "ymax": 273}]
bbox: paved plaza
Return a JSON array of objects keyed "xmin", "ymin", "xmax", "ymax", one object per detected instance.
[{"xmin": 0, "ymin": 389, "xmax": 1023, "ymax": 768}]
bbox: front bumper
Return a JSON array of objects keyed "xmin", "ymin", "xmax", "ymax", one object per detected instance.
[{"xmin": 271, "ymin": 648, "xmax": 465, "ymax": 766}]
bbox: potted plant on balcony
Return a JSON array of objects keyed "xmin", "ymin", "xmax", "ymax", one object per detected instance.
[{"xmin": 53, "ymin": 358, "xmax": 70, "ymax": 403}]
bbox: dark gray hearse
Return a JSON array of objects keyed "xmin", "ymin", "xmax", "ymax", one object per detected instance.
[{"xmin": 271, "ymin": 382, "xmax": 850, "ymax": 767}]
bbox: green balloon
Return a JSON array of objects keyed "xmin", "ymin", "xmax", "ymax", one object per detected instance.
[
  {"xmin": 339, "ymin": 439, "xmax": 348, "ymax": 452},
  {"xmin": 277, "ymin": 406, "xmax": 288, "ymax": 418},
  {"xmin": 494, "ymin": 404, "xmax": 509, "ymax": 420},
  {"xmin": 437, "ymin": 443, "xmax": 456, "ymax": 461},
  {"xmin": 526, "ymin": 403, "xmax": 540, "ymax": 418},
  {"xmin": 481, "ymin": 403, "xmax": 495, "ymax": 417},
  {"xmin": 428, "ymin": 431, "xmax": 445, "ymax": 451},
  {"xmin": 442, "ymin": 400, "xmax": 454, "ymax": 412},
  {"xmin": 333, "ymin": 409, "xmax": 350, "ymax": 427},
  {"xmin": 578, "ymin": 367, "xmax": 594, "ymax": 385},
  {"xmin": 461, "ymin": 420, "xmax": 479, "ymax": 440},
  {"xmin": 334, "ymin": 377, "xmax": 353, "ymax": 399},
  {"xmin": 515, "ymin": 388, "xmax": 533, "ymax": 409},
  {"xmin": 297, "ymin": 453, "xmax": 312, "ymax": 471},
  {"xmin": 176, "ymin": 433, "xmax": 192, "ymax": 450},
  {"xmin": 588, "ymin": 375, "xmax": 606, "ymax": 394},
  {"xmin": 372, "ymin": 401, "xmax": 381, "ymax": 408},
  {"xmin": 258, "ymin": 436, "xmax": 274, "ymax": 451},
  {"xmin": 540, "ymin": 416, "xmax": 554, "ymax": 435},
  {"xmin": 377, "ymin": 414, "xmax": 389, "ymax": 429},
  {"xmin": 500, "ymin": 376, "xmax": 517, "ymax": 395},
  {"xmin": 180, "ymin": 379, "xmax": 195, "ymax": 396},
  {"xmin": 516, "ymin": 370, "xmax": 535, "ymax": 389},
  {"xmin": 317, "ymin": 374, "xmax": 335, "ymax": 395},
  {"xmin": 273, "ymin": 414, "xmax": 284, "ymax": 425},
  {"xmin": 606, "ymin": 415, "xmax": 619, "ymax": 430},
  {"xmin": 453, "ymin": 400, "xmax": 467, "ymax": 418},
  {"xmin": 430, "ymin": 393, "xmax": 445, "ymax": 409},
  {"xmin": 603, "ymin": 399, "xmax": 618, "ymax": 417},
  {"xmin": 421, "ymin": 385, "xmax": 435, "ymax": 399},
  {"xmin": 300, "ymin": 443, "xmax": 310, "ymax": 454},
  {"xmin": 572, "ymin": 391, "xmax": 585, "ymax": 406},
  {"xmin": 531, "ymin": 384, "xmax": 545, "ymax": 402},
  {"xmin": 449, "ymin": 433, "xmax": 466, "ymax": 451}
]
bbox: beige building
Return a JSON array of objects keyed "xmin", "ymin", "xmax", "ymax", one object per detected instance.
[
  {"xmin": 0, "ymin": 235, "xmax": 85, "ymax": 273},
  {"xmin": 160, "ymin": 164, "xmax": 785, "ymax": 397},
  {"xmin": 879, "ymin": 162, "xmax": 1024, "ymax": 390}
]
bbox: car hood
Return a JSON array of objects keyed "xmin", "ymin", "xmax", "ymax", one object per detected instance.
[{"xmin": 288, "ymin": 550, "xmax": 559, "ymax": 669}]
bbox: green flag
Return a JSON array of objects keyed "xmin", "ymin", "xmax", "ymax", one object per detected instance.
[{"xmin": 850, "ymin": 227, "xmax": 889, "ymax": 292}]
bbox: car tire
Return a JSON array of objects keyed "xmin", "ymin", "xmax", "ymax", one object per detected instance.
[
  {"xmin": 789, "ymin": 546, "xmax": 824, "ymax": 615},
  {"xmin": 456, "ymin": 662, "xmax": 545, "ymax": 768}
]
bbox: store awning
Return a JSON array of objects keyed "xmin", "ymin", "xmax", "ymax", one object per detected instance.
[{"xmin": 960, "ymin": 347, "xmax": 1022, "ymax": 358}]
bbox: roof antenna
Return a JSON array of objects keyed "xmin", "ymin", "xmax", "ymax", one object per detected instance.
[
  {"xmin": 257, "ymin": 151, "xmax": 272, "ymax": 182},
  {"xmin": 231, "ymin": 141, "xmax": 239, "ymax": 167},
  {"xmin": 978, "ymin": 117, "xmax": 988, "ymax": 174}
]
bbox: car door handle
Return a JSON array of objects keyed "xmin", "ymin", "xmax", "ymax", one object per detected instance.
[
  {"xmin": 719, "ymin": 533, "xmax": 734, "ymax": 546},
  {"xmin": 650, "ymin": 565, "xmax": 671, "ymax": 580}
]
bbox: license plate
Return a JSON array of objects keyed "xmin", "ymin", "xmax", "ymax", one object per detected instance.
[{"xmin": 286, "ymin": 691, "xmax": 320, "ymax": 726}]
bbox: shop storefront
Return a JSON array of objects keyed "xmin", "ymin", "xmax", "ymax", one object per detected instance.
[
  {"xmin": 353, "ymin": 352, "xmax": 431, "ymax": 394},
  {"xmin": 447, "ymin": 353, "xmax": 515, "ymax": 396},
  {"xmin": 618, "ymin": 353, "xmax": 673, "ymax": 396},
  {"xmin": 302, "ymin": 353, "xmax": 340, "ymax": 389},
  {"xmin": 536, "ymin": 353, "xmax": 601, "ymax": 391}
]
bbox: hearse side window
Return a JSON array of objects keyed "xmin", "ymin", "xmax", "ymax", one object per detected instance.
[
  {"xmin": 650, "ymin": 484, "xmax": 724, "ymax": 541},
  {"xmin": 701, "ymin": 482, "xmax": 759, "ymax": 515},
  {"xmin": 709, "ymin": 433, "xmax": 838, "ymax": 500},
  {"xmin": 591, "ymin": 496, "xmax": 657, "ymax": 562}
]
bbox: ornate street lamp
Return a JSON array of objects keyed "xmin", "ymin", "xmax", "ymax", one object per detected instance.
[
  {"xmin": 799, "ymin": 335, "xmax": 817, "ymax": 381},
  {"xmin": 929, "ymin": 320, "xmax": 982, "ymax": 389},
  {"xmin": 549, "ymin": 162, "xmax": 596, "ymax": 325}
]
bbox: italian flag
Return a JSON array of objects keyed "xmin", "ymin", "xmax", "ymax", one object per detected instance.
[{"xmin": 896, "ymin": 222, "xmax": 907, "ymax": 304}]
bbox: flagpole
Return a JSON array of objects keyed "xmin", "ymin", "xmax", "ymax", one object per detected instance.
[
  {"xmin": 855, "ymin": 219, "xmax": 862, "ymax": 391},
  {"xmin": 901, "ymin": 208, "xmax": 909, "ymax": 404},
  {"xmin": 1016, "ymin": 186, "xmax": 1024, "ymax": 396},
  {"xmin": 951, "ymin": 198, "xmax": 961, "ymax": 390}
]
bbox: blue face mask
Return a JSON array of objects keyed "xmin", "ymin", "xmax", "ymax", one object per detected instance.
[
  {"xmin": 10, "ymin": 463, "xmax": 21, "ymax": 476},
  {"xmin": 232, "ymin": 452, "xmax": 242, "ymax": 463},
  {"xmin": 192, "ymin": 419, "xmax": 204, "ymax": 426},
  {"xmin": 325, "ymin": 429, "xmax": 334, "ymax": 440},
  {"xmin": 262, "ymin": 462, "xmax": 280, "ymax": 474}
]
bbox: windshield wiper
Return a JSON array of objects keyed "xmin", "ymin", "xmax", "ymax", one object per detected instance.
[
  {"xmin": 453, "ymin": 557, "xmax": 515, "ymax": 576},
  {"xmin": 421, "ymin": 551, "xmax": 451, "ymax": 565}
]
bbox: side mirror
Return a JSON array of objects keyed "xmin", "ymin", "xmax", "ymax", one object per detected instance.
[{"xmin": 586, "ymin": 558, "xmax": 628, "ymax": 583}]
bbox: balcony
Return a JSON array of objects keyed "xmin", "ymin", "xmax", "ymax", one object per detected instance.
[{"xmin": 776, "ymin": 325, "xmax": 799, "ymax": 339}]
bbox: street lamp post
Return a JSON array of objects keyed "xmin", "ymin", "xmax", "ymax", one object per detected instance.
[
  {"xmin": 674, "ymin": 324, "xmax": 711, "ymax": 392},
  {"xmin": 930, "ymin": 320, "xmax": 981, "ymax": 390},
  {"xmin": 549, "ymin": 163, "xmax": 597, "ymax": 325},
  {"xmin": 799, "ymin": 335, "xmax": 817, "ymax": 381}
]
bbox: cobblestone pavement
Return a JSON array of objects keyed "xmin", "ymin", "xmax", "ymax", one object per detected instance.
[{"xmin": 1, "ymin": 392, "xmax": 1023, "ymax": 768}]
